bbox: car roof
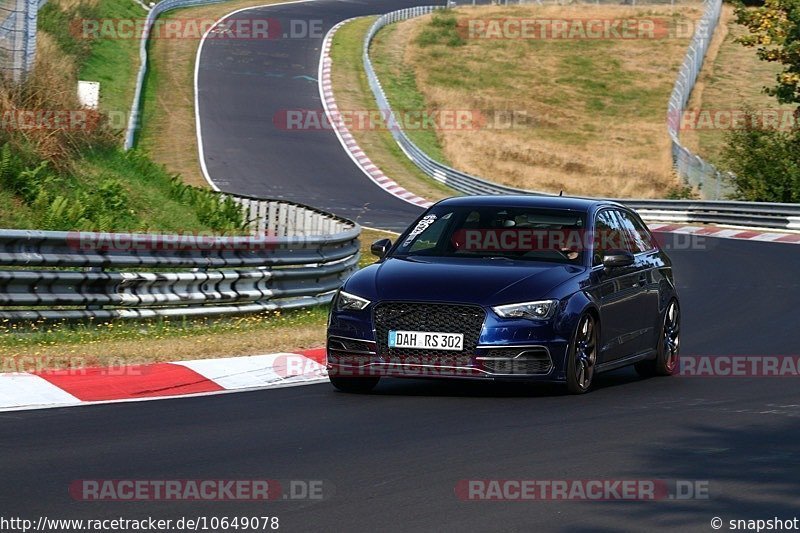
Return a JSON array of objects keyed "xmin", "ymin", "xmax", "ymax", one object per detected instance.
[{"xmin": 434, "ymin": 195, "xmax": 625, "ymax": 213}]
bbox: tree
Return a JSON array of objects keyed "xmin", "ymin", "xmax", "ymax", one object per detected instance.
[{"xmin": 735, "ymin": 0, "xmax": 800, "ymax": 107}]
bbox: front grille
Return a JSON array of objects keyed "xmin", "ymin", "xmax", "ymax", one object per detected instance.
[
  {"xmin": 374, "ymin": 302, "xmax": 486, "ymax": 359},
  {"xmin": 480, "ymin": 347, "xmax": 552, "ymax": 375}
]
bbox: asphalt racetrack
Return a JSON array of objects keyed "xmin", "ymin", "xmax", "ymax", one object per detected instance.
[
  {"xmin": 2, "ymin": 235, "xmax": 799, "ymax": 531},
  {"xmin": 196, "ymin": 0, "xmax": 438, "ymax": 231}
]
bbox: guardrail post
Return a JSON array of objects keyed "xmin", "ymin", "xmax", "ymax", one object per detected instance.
[
  {"xmin": 278, "ymin": 203, "xmax": 288, "ymax": 237},
  {"xmin": 85, "ymin": 266, "xmax": 104, "ymax": 311}
]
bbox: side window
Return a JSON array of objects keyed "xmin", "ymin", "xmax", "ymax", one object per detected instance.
[
  {"xmin": 616, "ymin": 210, "xmax": 655, "ymax": 254},
  {"xmin": 593, "ymin": 210, "xmax": 628, "ymax": 266}
]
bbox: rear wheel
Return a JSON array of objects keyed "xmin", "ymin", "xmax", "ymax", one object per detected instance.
[
  {"xmin": 329, "ymin": 376, "xmax": 380, "ymax": 393},
  {"xmin": 566, "ymin": 314, "xmax": 597, "ymax": 394},
  {"xmin": 635, "ymin": 300, "xmax": 680, "ymax": 377}
]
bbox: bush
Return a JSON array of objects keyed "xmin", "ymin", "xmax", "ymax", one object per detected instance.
[
  {"xmin": 416, "ymin": 12, "xmax": 465, "ymax": 48},
  {"xmin": 0, "ymin": 143, "xmax": 136, "ymax": 230},
  {"xmin": 169, "ymin": 178, "xmax": 247, "ymax": 234},
  {"xmin": 721, "ymin": 114, "xmax": 800, "ymax": 202},
  {"xmin": 0, "ymin": 32, "xmax": 118, "ymax": 168}
]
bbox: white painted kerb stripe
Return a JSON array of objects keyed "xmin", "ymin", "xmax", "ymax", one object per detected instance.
[
  {"xmin": 173, "ymin": 354, "xmax": 326, "ymax": 390},
  {"xmin": 0, "ymin": 373, "xmax": 81, "ymax": 410}
]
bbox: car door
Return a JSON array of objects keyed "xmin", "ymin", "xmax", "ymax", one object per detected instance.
[
  {"xmin": 588, "ymin": 209, "xmax": 648, "ymax": 362},
  {"xmin": 616, "ymin": 208, "xmax": 661, "ymax": 353}
]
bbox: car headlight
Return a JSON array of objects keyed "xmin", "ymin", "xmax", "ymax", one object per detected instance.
[
  {"xmin": 492, "ymin": 299, "xmax": 559, "ymax": 320},
  {"xmin": 336, "ymin": 290, "xmax": 371, "ymax": 311}
]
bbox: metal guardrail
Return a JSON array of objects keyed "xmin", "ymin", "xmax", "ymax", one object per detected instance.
[
  {"xmin": 124, "ymin": 0, "xmax": 227, "ymax": 149},
  {"xmin": 0, "ymin": 196, "xmax": 361, "ymax": 320},
  {"xmin": 361, "ymin": 3, "xmax": 800, "ymax": 230}
]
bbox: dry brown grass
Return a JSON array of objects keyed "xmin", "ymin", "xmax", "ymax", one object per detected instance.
[
  {"xmin": 386, "ymin": 4, "xmax": 706, "ymax": 198},
  {"xmin": 139, "ymin": 0, "xmax": 286, "ymax": 187},
  {"xmin": 0, "ymin": 32, "xmax": 115, "ymax": 166},
  {"xmin": 0, "ymin": 323, "xmax": 325, "ymax": 366}
]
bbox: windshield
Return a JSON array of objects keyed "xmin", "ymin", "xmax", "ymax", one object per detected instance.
[{"xmin": 392, "ymin": 205, "xmax": 587, "ymax": 264}]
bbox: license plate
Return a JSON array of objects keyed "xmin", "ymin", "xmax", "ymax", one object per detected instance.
[{"xmin": 388, "ymin": 330, "xmax": 464, "ymax": 351}]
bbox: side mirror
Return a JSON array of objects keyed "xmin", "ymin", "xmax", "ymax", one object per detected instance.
[
  {"xmin": 602, "ymin": 250, "xmax": 635, "ymax": 270},
  {"xmin": 371, "ymin": 238, "xmax": 392, "ymax": 259}
]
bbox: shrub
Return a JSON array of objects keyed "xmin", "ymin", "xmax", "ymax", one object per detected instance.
[
  {"xmin": 416, "ymin": 12, "xmax": 465, "ymax": 48},
  {"xmin": 721, "ymin": 116, "xmax": 800, "ymax": 202},
  {"xmin": 169, "ymin": 178, "xmax": 247, "ymax": 234}
]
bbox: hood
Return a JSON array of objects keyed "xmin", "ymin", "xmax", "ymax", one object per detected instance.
[{"xmin": 345, "ymin": 256, "xmax": 585, "ymax": 306}]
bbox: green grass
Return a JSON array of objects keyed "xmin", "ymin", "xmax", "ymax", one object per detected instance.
[
  {"xmin": 79, "ymin": 1, "xmax": 143, "ymax": 118},
  {"xmin": 39, "ymin": 0, "xmax": 143, "ymax": 118},
  {"xmin": 72, "ymin": 149, "xmax": 238, "ymax": 233},
  {"xmin": 0, "ymin": 145, "xmax": 244, "ymax": 232},
  {"xmin": 415, "ymin": 10, "xmax": 465, "ymax": 47},
  {"xmin": 137, "ymin": 6, "xmax": 198, "ymax": 150}
]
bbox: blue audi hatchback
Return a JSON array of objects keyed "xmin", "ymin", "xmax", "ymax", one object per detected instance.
[{"xmin": 327, "ymin": 196, "xmax": 680, "ymax": 394}]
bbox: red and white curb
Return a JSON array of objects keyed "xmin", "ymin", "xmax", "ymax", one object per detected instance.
[
  {"xmin": 0, "ymin": 349, "xmax": 327, "ymax": 412},
  {"xmin": 646, "ymin": 222, "xmax": 800, "ymax": 244},
  {"xmin": 318, "ymin": 19, "xmax": 433, "ymax": 209}
]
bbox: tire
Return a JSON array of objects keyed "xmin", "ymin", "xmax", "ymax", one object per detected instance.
[
  {"xmin": 654, "ymin": 300, "xmax": 680, "ymax": 376},
  {"xmin": 636, "ymin": 299, "xmax": 680, "ymax": 378},
  {"xmin": 566, "ymin": 313, "xmax": 598, "ymax": 394},
  {"xmin": 329, "ymin": 376, "xmax": 380, "ymax": 393}
]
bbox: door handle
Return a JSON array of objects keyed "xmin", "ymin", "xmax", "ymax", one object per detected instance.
[{"xmin": 637, "ymin": 272, "xmax": 648, "ymax": 287}]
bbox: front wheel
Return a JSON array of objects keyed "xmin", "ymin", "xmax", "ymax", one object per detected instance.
[
  {"xmin": 566, "ymin": 313, "xmax": 598, "ymax": 394},
  {"xmin": 329, "ymin": 376, "xmax": 380, "ymax": 393}
]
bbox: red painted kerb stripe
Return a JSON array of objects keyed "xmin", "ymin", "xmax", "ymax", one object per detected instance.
[{"xmin": 36, "ymin": 363, "xmax": 223, "ymax": 402}]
